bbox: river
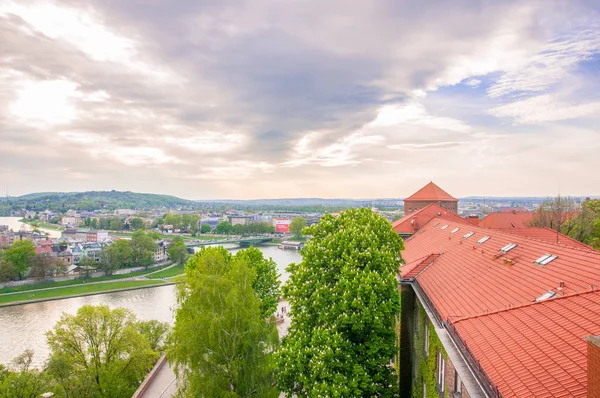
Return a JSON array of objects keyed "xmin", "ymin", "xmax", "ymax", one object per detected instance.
[
  {"xmin": 0, "ymin": 244, "xmax": 301, "ymax": 367},
  {"xmin": 0, "ymin": 216, "xmax": 62, "ymax": 238}
]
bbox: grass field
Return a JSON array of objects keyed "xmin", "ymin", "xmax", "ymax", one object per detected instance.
[
  {"xmin": 19, "ymin": 219, "xmax": 64, "ymax": 231},
  {"xmin": 0, "ymin": 280, "xmax": 168, "ymax": 305},
  {"xmin": 148, "ymin": 265, "xmax": 185, "ymax": 279},
  {"xmin": 0, "ymin": 265, "xmax": 172, "ymax": 295}
]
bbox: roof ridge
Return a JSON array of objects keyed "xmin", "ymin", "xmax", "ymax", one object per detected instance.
[{"xmin": 451, "ymin": 287, "xmax": 600, "ymax": 325}]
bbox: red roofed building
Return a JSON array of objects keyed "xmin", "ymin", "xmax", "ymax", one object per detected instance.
[
  {"xmin": 479, "ymin": 211, "xmax": 535, "ymax": 229},
  {"xmin": 404, "ymin": 182, "xmax": 458, "ymax": 216},
  {"xmin": 493, "ymin": 227, "xmax": 593, "ymax": 250},
  {"xmin": 399, "ymin": 217, "xmax": 600, "ymax": 397}
]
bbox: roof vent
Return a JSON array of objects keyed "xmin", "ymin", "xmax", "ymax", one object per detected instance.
[
  {"xmin": 535, "ymin": 290, "xmax": 558, "ymax": 302},
  {"xmin": 477, "ymin": 236, "xmax": 490, "ymax": 244},
  {"xmin": 433, "ymin": 222, "xmax": 440, "ymax": 227},
  {"xmin": 534, "ymin": 254, "xmax": 558, "ymax": 266},
  {"xmin": 441, "ymin": 225, "xmax": 448, "ymax": 230},
  {"xmin": 500, "ymin": 243, "xmax": 517, "ymax": 253},
  {"xmin": 450, "ymin": 227, "xmax": 459, "ymax": 234},
  {"xmin": 463, "ymin": 232, "xmax": 474, "ymax": 239}
]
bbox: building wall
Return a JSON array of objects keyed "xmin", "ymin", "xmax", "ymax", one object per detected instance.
[
  {"xmin": 404, "ymin": 200, "xmax": 458, "ymax": 216},
  {"xmin": 588, "ymin": 336, "xmax": 600, "ymax": 397},
  {"xmin": 400, "ymin": 286, "xmax": 468, "ymax": 398}
]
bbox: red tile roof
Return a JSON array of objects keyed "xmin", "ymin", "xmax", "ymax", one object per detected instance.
[
  {"xmin": 35, "ymin": 246, "xmax": 53, "ymax": 255},
  {"xmin": 495, "ymin": 227, "xmax": 594, "ymax": 251},
  {"xmin": 453, "ymin": 290, "xmax": 600, "ymax": 398},
  {"xmin": 404, "ymin": 182, "xmax": 457, "ymax": 202},
  {"xmin": 402, "ymin": 254, "xmax": 441, "ymax": 279},
  {"xmin": 392, "ymin": 204, "xmax": 471, "ymax": 234},
  {"xmin": 479, "ymin": 211, "xmax": 535, "ymax": 229},
  {"xmin": 401, "ymin": 218, "xmax": 600, "ymax": 397}
]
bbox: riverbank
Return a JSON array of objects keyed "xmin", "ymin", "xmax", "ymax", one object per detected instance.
[
  {"xmin": 0, "ymin": 279, "xmax": 173, "ymax": 307},
  {"xmin": 19, "ymin": 218, "xmax": 64, "ymax": 231}
]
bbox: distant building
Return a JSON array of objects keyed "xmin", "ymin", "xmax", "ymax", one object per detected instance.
[
  {"xmin": 229, "ymin": 215, "xmax": 253, "ymax": 226},
  {"xmin": 61, "ymin": 216, "xmax": 83, "ymax": 227},
  {"xmin": 403, "ymin": 182, "xmax": 458, "ymax": 216},
  {"xmin": 478, "ymin": 210, "xmax": 535, "ymax": 229},
  {"xmin": 273, "ymin": 218, "xmax": 292, "ymax": 233}
]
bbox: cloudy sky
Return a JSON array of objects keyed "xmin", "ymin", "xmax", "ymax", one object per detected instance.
[{"xmin": 1, "ymin": 0, "xmax": 599, "ymax": 199}]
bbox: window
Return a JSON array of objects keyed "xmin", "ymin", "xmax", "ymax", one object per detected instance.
[
  {"xmin": 500, "ymin": 243, "xmax": 517, "ymax": 253},
  {"xmin": 437, "ymin": 351, "xmax": 445, "ymax": 392},
  {"xmin": 454, "ymin": 370, "xmax": 462, "ymax": 394},
  {"xmin": 433, "ymin": 222, "xmax": 440, "ymax": 227},
  {"xmin": 441, "ymin": 225, "xmax": 448, "ymax": 230},
  {"xmin": 534, "ymin": 254, "xmax": 558, "ymax": 266},
  {"xmin": 463, "ymin": 232, "xmax": 474, "ymax": 239},
  {"xmin": 477, "ymin": 236, "xmax": 490, "ymax": 244},
  {"xmin": 424, "ymin": 321, "xmax": 429, "ymax": 358},
  {"xmin": 450, "ymin": 227, "xmax": 459, "ymax": 234}
]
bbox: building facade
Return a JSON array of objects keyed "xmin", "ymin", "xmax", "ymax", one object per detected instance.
[{"xmin": 404, "ymin": 182, "xmax": 458, "ymax": 216}]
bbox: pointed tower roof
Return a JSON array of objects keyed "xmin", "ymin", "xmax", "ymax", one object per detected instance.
[{"xmin": 404, "ymin": 182, "xmax": 457, "ymax": 202}]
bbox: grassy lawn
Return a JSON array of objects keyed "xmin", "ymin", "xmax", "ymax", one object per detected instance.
[
  {"xmin": 148, "ymin": 265, "xmax": 185, "ymax": 279},
  {"xmin": 0, "ymin": 265, "xmax": 172, "ymax": 294},
  {"xmin": 19, "ymin": 219, "xmax": 64, "ymax": 231},
  {"xmin": 0, "ymin": 280, "xmax": 168, "ymax": 305}
]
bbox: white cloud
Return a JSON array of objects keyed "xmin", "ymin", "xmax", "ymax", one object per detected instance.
[
  {"xmin": 10, "ymin": 79, "xmax": 78, "ymax": 125},
  {"xmin": 488, "ymin": 94, "xmax": 600, "ymax": 124},
  {"xmin": 465, "ymin": 78, "xmax": 481, "ymax": 87},
  {"xmin": 368, "ymin": 102, "xmax": 471, "ymax": 133},
  {"xmin": 162, "ymin": 129, "xmax": 246, "ymax": 153}
]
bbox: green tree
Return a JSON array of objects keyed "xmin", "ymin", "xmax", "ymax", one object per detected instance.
[
  {"xmin": 46, "ymin": 305, "xmax": 160, "ymax": 398},
  {"xmin": 109, "ymin": 217, "xmax": 124, "ymax": 231},
  {"xmin": 234, "ymin": 247, "xmax": 280, "ymax": 318},
  {"xmin": 147, "ymin": 230, "xmax": 161, "ymax": 240},
  {"xmin": 289, "ymin": 217, "xmax": 307, "ymax": 239},
  {"xmin": 167, "ymin": 237, "xmax": 188, "ymax": 266},
  {"xmin": 562, "ymin": 199, "xmax": 600, "ymax": 249},
  {"xmin": 276, "ymin": 208, "xmax": 403, "ymax": 397},
  {"xmin": 130, "ymin": 217, "xmax": 145, "ymax": 230},
  {"xmin": 200, "ymin": 223, "xmax": 211, "ymax": 234},
  {"xmin": 137, "ymin": 320, "xmax": 170, "ymax": 352},
  {"xmin": 130, "ymin": 230, "xmax": 157, "ymax": 269},
  {"xmin": 4, "ymin": 240, "xmax": 36, "ymax": 280},
  {"xmin": 215, "ymin": 221, "xmax": 233, "ymax": 235},
  {"xmin": 29, "ymin": 254, "xmax": 59, "ymax": 278},
  {"xmin": 0, "ymin": 350, "xmax": 53, "ymax": 398},
  {"xmin": 100, "ymin": 240, "xmax": 132, "ymax": 274},
  {"xmin": 163, "ymin": 214, "xmax": 182, "ymax": 229},
  {"xmin": 0, "ymin": 260, "xmax": 18, "ymax": 282},
  {"xmin": 168, "ymin": 247, "xmax": 279, "ymax": 397}
]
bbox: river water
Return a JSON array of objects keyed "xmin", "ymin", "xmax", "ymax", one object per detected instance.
[
  {"xmin": 0, "ymin": 216, "xmax": 61, "ymax": 238},
  {"xmin": 0, "ymin": 244, "xmax": 301, "ymax": 367}
]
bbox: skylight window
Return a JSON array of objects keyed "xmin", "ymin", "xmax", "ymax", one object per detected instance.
[
  {"xmin": 534, "ymin": 254, "xmax": 558, "ymax": 266},
  {"xmin": 463, "ymin": 232, "xmax": 474, "ymax": 239},
  {"xmin": 450, "ymin": 227, "xmax": 459, "ymax": 234},
  {"xmin": 535, "ymin": 291, "xmax": 558, "ymax": 302},
  {"xmin": 477, "ymin": 236, "xmax": 490, "ymax": 244},
  {"xmin": 433, "ymin": 222, "xmax": 440, "ymax": 227},
  {"xmin": 441, "ymin": 225, "xmax": 448, "ymax": 230},
  {"xmin": 500, "ymin": 243, "xmax": 517, "ymax": 253}
]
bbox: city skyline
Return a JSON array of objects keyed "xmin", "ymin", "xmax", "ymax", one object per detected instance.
[{"xmin": 1, "ymin": 1, "xmax": 600, "ymax": 199}]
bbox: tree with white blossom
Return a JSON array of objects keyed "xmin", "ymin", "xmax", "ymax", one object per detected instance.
[{"xmin": 276, "ymin": 207, "xmax": 404, "ymax": 397}]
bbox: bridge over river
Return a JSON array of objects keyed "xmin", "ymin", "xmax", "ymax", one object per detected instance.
[{"xmin": 185, "ymin": 236, "xmax": 273, "ymax": 248}]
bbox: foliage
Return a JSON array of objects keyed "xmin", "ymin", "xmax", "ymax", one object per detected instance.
[
  {"xmin": 147, "ymin": 230, "xmax": 161, "ymax": 240},
  {"xmin": 0, "ymin": 350, "xmax": 54, "ymax": 398},
  {"xmin": 168, "ymin": 237, "xmax": 189, "ymax": 266},
  {"xmin": 200, "ymin": 223, "xmax": 212, "ymax": 233},
  {"xmin": 130, "ymin": 230, "xmax": 157, "ymax": 269},
  {"xmin": 410, "ymin": 300, "xmax": 447, "ymax": 398},
  {"xmin": 276, "ymin": 208, "xmax": 403, "ymax": 397},
  {"xmin": 130, "ymin": 217, "xmax": 145, "ymax": 230},
  {"xmin": 137, "ymin": 320, "xmax": 170, "ymax": 352},
  {"xmin": 562, "ymin": 199, "xmax": 600, "ymax": 249},
  {"xmin": 46, "ymin": 305, "xmax": 160, "ymax": 397},
  {"xmin": 215, "ymin": 221, "xmax": 233, "ymax": 234},
  {"xmin": 529, "ymin": 195, "xmax": 578, "ymax": 230},
  {"xmin": 4, "ymin": 240, "xmax": 36, "ymax": 280},
  {"xmin": 289, "ymin": 217, "xmax": 307, "ymax": 238},
  {"xmin": 168, "ymin": 247, "xmax": 279, "ymax": 397},
  {"xmin": 234, "ymin": 246, "xmax": 281, "ymax": 318},
  {"xmin": 0, "ymin": 260, "xmax": 18, "ymax": 282},
  {"xmin": 100, "ymin": 240, "xmax": 133, "ymax": 275},
  {"xmin": 29, "ymin": 254, "xmax": 60, "ymax": 278},
  {"xmin": 109, "ymin": 217, "xmax": 124, "ymax": 231}
]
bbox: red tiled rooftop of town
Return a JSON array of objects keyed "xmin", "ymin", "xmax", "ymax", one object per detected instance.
[
  {"xmin": 401, "ymin": 218, "xmax": 600, "ymax": 397},
  {"xmin": 391, "ymin": 204, "xmax": 471, "ymax": 234},
  {"xmin": 34, "ymin": 246, "xmax": 53, "ymax": 255},
  {"xmin": 478, "ymin": 211, "xmax": 535, "ymax": 229},
  {"xmin": 495, "ymin": 227, "xmax": 594, "ymax": 250},
  {"xmin": 401, "ymin": 217, "xmax": 600, "ymax": 320},
  {"xmin": 403, "ymin": 182, "xmax": 458, "ymax": 202},
  {"xmin": 453, "ymin": 289, "xmax": 600, "ymax": 398}
]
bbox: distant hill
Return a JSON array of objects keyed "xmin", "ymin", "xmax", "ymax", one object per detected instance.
[{"xmin": 0, "ymin": 191, "xmax": 197, "ymax": 215}]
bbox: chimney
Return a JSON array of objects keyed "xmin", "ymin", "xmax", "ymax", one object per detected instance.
[
  {"xmin": 585, "ymin": 336, "xmax": 600, "ymax": 397},
  {"xmin": 467, "ymin": 215, "xmax": 479, "ymax": 226}
]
